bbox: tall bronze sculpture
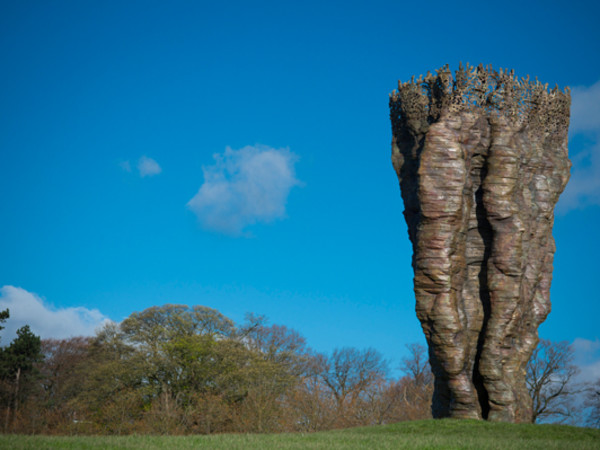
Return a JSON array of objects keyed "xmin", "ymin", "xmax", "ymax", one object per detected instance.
[{"xmin": 389, "ymin": 64, "xmax": 571, "ymax": 422}]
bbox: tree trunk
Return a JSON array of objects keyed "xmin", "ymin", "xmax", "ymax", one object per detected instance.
[
  {"xmin": 13, "ymin": 367, "xmax": 20, "ymax": 419},
  {"xmin": 389, "ymin": 64, "xmax": 571, "ymax": 422},
  {"xmin": 4, "ymin": 367, "xmax": 21, "ymax": 431}
]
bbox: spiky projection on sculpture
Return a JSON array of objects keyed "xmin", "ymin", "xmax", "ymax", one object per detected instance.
[{"xmin": 389, "ymin": 64, "xmax": 571, "ymax": 422}]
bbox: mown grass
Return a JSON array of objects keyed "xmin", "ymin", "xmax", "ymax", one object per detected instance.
[{"xmin": 2, "ymin": 419, "xmax": 599, "ymax": 449}]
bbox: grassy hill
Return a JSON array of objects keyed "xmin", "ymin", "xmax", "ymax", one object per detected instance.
[{"xmin": 2, "ymin": 419, "xmax": 599, "ymax": 449}]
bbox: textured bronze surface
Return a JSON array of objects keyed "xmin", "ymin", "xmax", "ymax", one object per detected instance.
[{"xmin": 389, "ymin": 64, "xmax": 571, "ymax": 422}]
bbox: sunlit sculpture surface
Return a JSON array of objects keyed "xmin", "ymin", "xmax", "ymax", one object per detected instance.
[{"xmin": 389, "ymin": 64, "xmax": 571, "ymax": 422}]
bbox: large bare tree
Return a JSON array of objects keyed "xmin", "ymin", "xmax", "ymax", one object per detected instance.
[{"xmin": 526, "ymin": 339, "xmax": 580, "ymax": 423}]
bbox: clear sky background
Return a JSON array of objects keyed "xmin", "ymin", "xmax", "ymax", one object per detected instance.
[{"xmin": 1, "ymin": 0, "xmax": 599, "ymax": 379}]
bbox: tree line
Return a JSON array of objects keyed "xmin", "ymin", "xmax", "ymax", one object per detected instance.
[
  {"xmin": 0, "ymin": 305, "xmax": 432, "ymax": 434},
  {"xmin": 0, "ymin": 304, "xmax": 598, "ymax": 434}
]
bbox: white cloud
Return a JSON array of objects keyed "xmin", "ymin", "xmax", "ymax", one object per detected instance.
[
  {"xmin": 137, "ymin": 156, "xmax": 162, "ymax": 177},
  {"xmin": 570, "ymin": 80, "xmax": 600, "ymax": 134},
  {"xmin": 187, "ymin": 145, "xmax": 301, "ymax": 236},
  {"xmin": 0, "ymin": 286, "xmax": 112, "ymax": 344},
  {"xmin": 573, "ymin": 337, "xmax": 600, "ymax": 356},
  {"xmin": 572, "ymin": 338, "xmax": 600, "ymax": 384},
  {"xmin": 558, "ymin": 80, "xmax": 600, "ymax": 212}
]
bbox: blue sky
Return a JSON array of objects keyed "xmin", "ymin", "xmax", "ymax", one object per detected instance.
[{"xmin": 1, "ymin": 0, "xmax": 600, "ymax": 378}]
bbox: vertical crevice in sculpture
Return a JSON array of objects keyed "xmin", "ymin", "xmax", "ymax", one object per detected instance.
[
  {"xmin": 473, "ymin": 176, "xmax": 492, "ymax": 419},
  {"xmin": 389, "ymin": 64, "xmax": 571, "ymax": 422}
]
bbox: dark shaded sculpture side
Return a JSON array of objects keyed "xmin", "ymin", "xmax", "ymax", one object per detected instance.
[{"xmin": 389, "ymin": 64, "xmax": 571, "ymax": 422}]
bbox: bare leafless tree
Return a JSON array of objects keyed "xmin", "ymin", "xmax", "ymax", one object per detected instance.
[
  {"xmin": 321, "ymin": 348, "xmax": 388, "ymax": 408},
  {"xmin": 400, "ymin": 343, "xmax": 432, "ymax": 388},
  {"xmin": 585, "ymin": 378, "xmax": 600, "ymax": 428},
  {"xmin": 526, "ymin": 339, "xmax": 580, "ymax": 423},
  {"xmin": 396, "ymin": 343, "xmax": 433, "ymax": 420}
]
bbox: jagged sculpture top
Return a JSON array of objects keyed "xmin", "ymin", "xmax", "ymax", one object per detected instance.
[
  {"xmin": 389, "ymin": 64, "xmax": 570, "ymax": 423},
  {"xmin": 390, "ymin": 63, "xmax": 570, "ymax": 139}
]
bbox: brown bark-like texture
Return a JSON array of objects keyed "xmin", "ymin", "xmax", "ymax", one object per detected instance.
[{"xmin": 389, "ymin": 64, "xmax": 571, "ymax": 422}]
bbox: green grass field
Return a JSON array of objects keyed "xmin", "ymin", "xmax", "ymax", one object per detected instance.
[{"xmin": 2, "ymin": 419, "xmax": 599, "ymax": 449}]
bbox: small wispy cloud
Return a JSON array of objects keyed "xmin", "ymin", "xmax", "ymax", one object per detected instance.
[
  {"xmin": 119, "ymin": 160, "xmax": 132, "ymax": 172},
  {"xmin": 187, "ymin": 145, "xmax": 301, "ymax": 236},
  {"xmin": 118, "ymin": 156, "xmax": 162, "ymax": 177},
  {"xmin": 0, "ymin": 286, "xmax": 112, "ymax": 344},
  {"xmin": 137, "ymin": 156, "xmax": 162, "ymax": 177},
  {"xmin": 558, "ymin": 80, "xmax": 600, "ymax": 212}
]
